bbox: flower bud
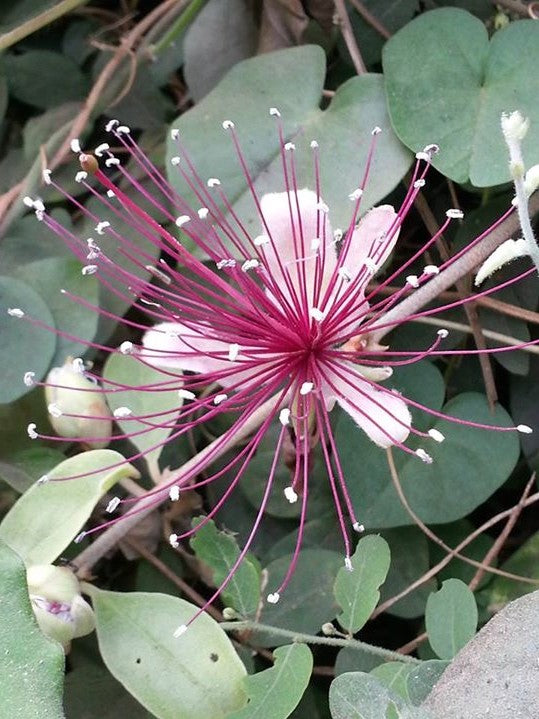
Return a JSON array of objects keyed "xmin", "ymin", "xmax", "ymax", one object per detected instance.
[
  {"xmin": 26, "ymin": 564, "xmax": 96, "ymax": 651},
  {"xmin": 44, "ymin": 359, "xmax": 113, "ymax": 448}
]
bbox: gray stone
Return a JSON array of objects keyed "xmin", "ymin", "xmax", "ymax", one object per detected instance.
[{"xmin": 422, "ymin": 590, "xmax": 539, "ymax": 718}]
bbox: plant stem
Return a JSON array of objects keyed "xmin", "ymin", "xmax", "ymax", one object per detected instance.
[
  {"xmin": 219, "ymin": 620, "xmax": 421, "ymax": 664},
  {"xmin": 0, "ymin": 0, "xmax": 90, "ymax": 50},
  {"xmin": 150, "ymin": 0, "xmax": 208, "ymax": 56}
]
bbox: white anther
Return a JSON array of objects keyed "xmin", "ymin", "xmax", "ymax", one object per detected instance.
[
  {"xmin": 74, "ymin": 531, "xmax": 86, "ymax": 544},
  {"xmin": 74, "ymin": 171, "xmax": 88, "ymax": 184},
  {"xmin": 310, "ymin": 238, "xmax": 321, "ymax": 250},
  {"xmin": 269, "ymin": 107, "xmax": 281, "ymax": 117},
  {"xmin": 8, "ymin": 308, "xmax": 24, "ymax": 318},
  {"xmin": 94, "ymin": 143, "xmax": 110, "ymax": 157},
  {"xmin": 316, "ymin": 201, "xmax": 329, "ymax": 213},
  {"xmin": 169, "ymin": 485, "xmax": 180, "ymax": 501},
  {"xmin": 216, "ymin": 259, "xmax": 236, "ymax": 270},
  {"xmin": 267, "ymin": 592, "xmax": 280, "ymax": 604},
  {"xmin": 106, "ymin": 119, "xmax": 119, "ymax": 132},
  {"xmin": 105, "ymin": 157, "xmax": 120, "ymax": 167},
  {"xmin": 70, "ymin": 138, "xmax": 81, "ymax": 153},
  {"xmin": 42, "ymin": 169, "xmax": 51, "ymax": 185},
  {"xmin": 406, "ymin": 275, "xmax": 419, "ymax": 288},
  {"xmin": 284, "ymin": 486, "xmax": 298, "ymax": 504},
  {"xmin": 334, "ymin": 228, "xmax": 343, "ymax": 241},
  {"xmin": 310, "ymin": 140, "xmax": 319, "ymax": 149},
  {"xmin": 424, "ymin": 144, "xmax": 439, "ymax": 155},
  {"xmin": 300, "ymin": 382, "xmax": 313, "ymax": 395},
  {"xmin": 116, "ymin": 125, "xmax": 130, "ymax": 134},
  {"xmin": 284, "ymin": 142, "xmax": 295, "ymax": 151},
  {"xmin": 170, "ymin": 128, "xmax": 180, "ymax": 140},
  {"xmin": 310, "ymin": 307, "xmax": 325, "ymax": 322},
  {"xmin": 446, "ymin": 208, "xmax": 464, "ymax": 220},
  {"xmin": 207, "ymin": 178, "xmax": 221, "ymax": 187},
  {"xmin": 348, "ymin": 188, "xmax": 363, "ymax": 201},
  {"xmin": 82, "ymin": 265, "xmax": 98, "ymax": 276},
  {"xmin": 23, "ymin": 371, "xmax": 35, "ymax": 387},
  {"xmin": 241, "ymin": 259, "xmax": 259, "ymax": 272},
  {"xmin": 222, "ymin": 120, "xmax": 235, "ymax": 130},
  {"xmin": 95, "ymin": 221, "xmax": 110, "ymax": 234},
  {"xmin": 353, "ymin": 522, "xmax": 365, "ymax": 533},
  {"xmin": 174, "ymin": 625, "xmax": 187, "ymax": 638},
  {"xmin": 371, "ymin": 126, "xmax": 382, "ymax": 135},
  {"xmin": 414, "ymin": 179, "xmax": 426, "ymax": 189},
  {"xmin": 415, "ymin": 151, "xmax": 430, "ymax": 162},
  {"xmin": 228, "ymin": 343, "xmax": 239, "ymax": 361},
  {"xmin": 113, "ymin": 406, "xmax": 132, "ymax": 418},
  {"xmin": 428, "ymin": 428, "xmax": 445, "ymax": 443},
  {"xmin": 37, "ymin": 474, "xmax": 49, "ymax": 485},
  {"xmin": 23, "ymin": 196, "xmax": 35, "ymax": 208},
  {"xmin": 106, "ymin": 497, "xmax": 121, "ymax": 513},
  {"xmin": 197, "ymin": 207, "xmax": 209, "ymax": 219},
  {"xmin": 517, "ymin": 424, "xmax": 533, "ymax": 434},
  {"xmin": 344, "ymin": 556, "xmax": 353, "ymax": 572},
  {"xmin": 169, "ymin": 533, "xmax": 179, "ymax": 548},
  {"xmin": 279, "ymin": 408, "xmax": 291, "ymax": 426},
  {"xmin": 437, "ymin": 328, "xmax": 449, "ymax": 339},
  {"xmin": 423, "ymin": 265, "xmax": 439, "ymax": 275},
  {"xmin": 107, "ymin": 190, "xmax": 115, "ymax": 198},
  {"xmin": 364, "ymin": 258, "xmax": 377, "ymax": 274},
  {"xmin": 178, "ymin": 389, "xmax": 195, "ymax": 400},
  {"xmin": 119, "ymin": 341, "xmax": 134, "ymax": 355},
  {"xmin": 254, "ymin": 234, "xmax": 270, "ymax": 246},
  {"xmin": 170, "ymin": 156, "xmax": 181, "ymax": 166},
  {"xmin": 72, "ymin": 357, "xmax": 85, "ymax": 373},
  {"xmin": 214, "ymin": 393, "xmax": 228, "ymax": 405},
  {"xmin": 416, "ymin": 448, "xmax": 433, "ymax": 464},
  {"xmin": 338, "ymin": 267, "xmax": 352, "ymax": 282},
  {"xmin": 33, "ymin": 199, "xmax": 45, "ymax": 213},
  {"xmin": 175, "ymin": 215, "xmax": 191, "ymax": 228},
  {"xmin": 47, "ymin": 403, "xmax": 62, "ymax": 418},
  {"xmin": 27, "ymin": 423, "xmax": 38, "ymax": 439}
]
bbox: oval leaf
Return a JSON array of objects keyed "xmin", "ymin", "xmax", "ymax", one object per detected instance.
[
  {"xmin": 0, "ymin": 449, "xmax": 139, "ymax": 565},
  {"xmin": 425, "ymin": 579, "xmax": 478, "ymax": 660},
  {"xmin": 383, "ymin": 9, "xmax": 539, "ymax": 185},
  {"xmin": 227, "ymin": 643, "xmax": 313, "ymax": 719},
  {"xmin": 334, "ymin": 534, "xmax": 391, "ymax": 634},
  {"xmin": 0, "ymin": 540, "xmax": 65, "ymax": 719},
  {"xmin": 93, "ymin": 589, "xmax": 247, "ymax": 719}
]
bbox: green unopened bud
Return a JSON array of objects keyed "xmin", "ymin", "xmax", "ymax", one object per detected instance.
[
  {"xmin": 45, "ymin": 358, "xmax": 112, "ymax": 448},
  {"xmin": 26, "ymin": 564, "xmax": 96, "ymax": 651}
]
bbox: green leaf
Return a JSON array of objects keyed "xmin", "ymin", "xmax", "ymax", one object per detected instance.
[
  {"xmin": 383, "ymin": 9, "xmax": 539, "ymax": 185},
  {"xmin": 167, "ymin": 47, "xmax": 412, "ymax": 249},
  {"xmin": 227, "ymin": 643, "xmax": 313, "ymax": 719},
  {"xmin": 93, "ymin": 589, "xmax": 247, "ymax": 719},
  {"xmin": 0, "ymin": 449, "xmax": 139, "ymax": 565},
  {"xmin": 0, "ymin": 275, "xmax": 56, "ymax": 403},
  {"xmin": 334, "ymin": 535, "xmax": 390, "ymax": 634},
  {"xmin": 0, "ymin": 539, "xmax": 65, "ymax": 719},
  {"xmin": 336, "ymin": 390, "xmax": 519, "ymax": 528},
  {"xmin": 258, "ymin": 549, "xmax": 342, "ymax": 647},
  {"xmin": 406, "ymin": 660, "xmax": 449, "ymax": 706},
  {"xmin": 380, "ymin": 528, "xmax": 435, "ymax": 619},
  {"xmin": 14, "ymin": 257, "xmax": 99, "ymax": 365},
  {"xmin": 190, "ymin": 517, "xmax": 261, "ymax": 618},
  {"xmin": 4, "ymin": 50, "xmax": 89, "ymax": 109},
  {"xmin": 102, "ymin": 353, "xmax": 182, "ymax": 472},
  {"xmin": 329, "ymin": 672, "xmax": 432, "ymax": 719},
  {"xmin": 371, "ymin": 662, "xmax": 414, "ymax": 701},
  {"xmin": 0, "ymin": 446, "xmax": 65, "ymax": 494},
  {"xmin": 23, "ymin": 102, "xmax": 83, "ymax": 160},
  {"xmin": 425, "ymin": 579, "xmax": 478, "ymax": 660},
  {"xmin": 184, "ymin": 0, "xmax": 257, "ymax": 102}
]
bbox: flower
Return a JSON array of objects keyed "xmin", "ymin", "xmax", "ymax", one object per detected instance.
[
  {"xmin": 26, "ymin": 564, "xmax": 95, "ymax": 651},
  {"xmin": 14, "ymin": 116, "xmax": 536, "ymax": 630}
]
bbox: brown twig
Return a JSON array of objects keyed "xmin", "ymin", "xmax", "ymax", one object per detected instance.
[
  {"xmin": 334, "ymin": 0, "xmax": 367, "ymax": 74},
  {"xmin": 348, "ymin": 0, "xmax": 391, "ymax": 39}
]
